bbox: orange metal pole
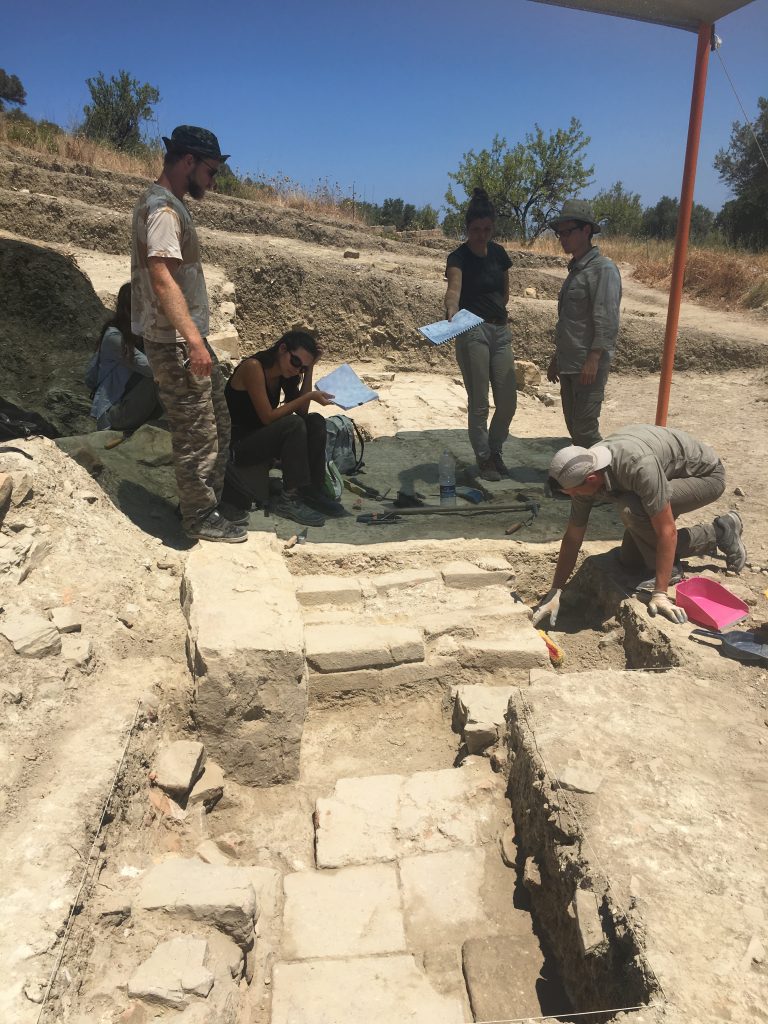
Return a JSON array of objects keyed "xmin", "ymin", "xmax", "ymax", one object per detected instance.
[{"xmin": 655, "ymin": 22, "xmax": 712, "ymax": 426}]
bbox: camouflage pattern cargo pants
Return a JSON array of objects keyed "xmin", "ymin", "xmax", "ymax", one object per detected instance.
[{"xmin": 144, "ymin": 339, "xmax": 230, "ymax": 531}]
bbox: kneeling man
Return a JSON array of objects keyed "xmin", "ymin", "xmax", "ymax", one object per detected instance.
[{"xmin": 533, "ymin": 425, "xmax": 746, "ymax": 626}]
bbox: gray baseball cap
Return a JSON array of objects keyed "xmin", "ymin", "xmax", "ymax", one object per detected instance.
[
  {"xmin": 549, "ymin": 199, "xmax": 601, "ymax": 232},
  {"xmin": 549, "ymin": 443, "xmax": 611, "ymax": 489}
]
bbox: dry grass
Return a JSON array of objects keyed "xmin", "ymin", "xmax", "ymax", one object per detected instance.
[{"xmin": 530, "ymin": 233, "xmax": 768, "ymax": 312}]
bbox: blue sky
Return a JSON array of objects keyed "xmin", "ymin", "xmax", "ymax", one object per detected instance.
[{"xmin": 4, "ymin": 0, "xmax": 767, "ymax": 215}]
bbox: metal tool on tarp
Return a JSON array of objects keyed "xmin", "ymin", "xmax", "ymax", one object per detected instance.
[
  {"xmin": 689, "ymin": 628, "xmax": 768, "ymax": 665},
  {"xmin": 357, "ymin": 500, "xmax": 540, "ymax": 527}
]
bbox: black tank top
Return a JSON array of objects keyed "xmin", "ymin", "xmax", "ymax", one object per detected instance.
[{"xmin": 225, "ymin": 352, "xmax": 300, "ymax": 437}]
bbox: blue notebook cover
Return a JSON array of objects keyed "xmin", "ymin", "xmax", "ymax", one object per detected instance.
[
  {"xmin": 315, "ymin": 363, "xmax": 379, "ymax": 410},
  {"xmin": 418, "ymin": 309, "xmax": 484, "ymax": 345}
]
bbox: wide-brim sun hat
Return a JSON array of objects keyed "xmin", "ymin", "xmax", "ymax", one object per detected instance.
[
  {"xmin": 161, "ymin": 125, "xmax": 230, "ymax": 161},
  {"xmin": 549, "ymin": 444, "xmax": 611, "ymax": 489},
  {"xmin": 549, "ymin": 199, "xmax": 601, "ymax": 233}
]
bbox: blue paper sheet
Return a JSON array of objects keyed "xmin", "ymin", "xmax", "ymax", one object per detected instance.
[
  {"xmin": 315, "ymin": 363, "xmax": 379, "ymax": 410},
  {"xmin": 418, "ymin": 309, "xmax": 484, "ymax": 345}
]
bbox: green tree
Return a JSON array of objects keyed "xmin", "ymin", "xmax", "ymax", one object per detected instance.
[
  {"xmin": 591, "ymin": 181, "xmax": 642, "ymax": 236},
  {"xmin": 0, "ymin": 69, "xmax": 26, "ymax": 111},
  {"xmin": 81, "ymin": 70, "xmax": 160, "ymax": 152},
  {"xmin": 444, "ymin": 119, "xmax": 593, "ymax": 244},
  {"xmin": 714, "ymin": 96, "xmax": 768, "ymax": 249},
  {"xmin": 642, "ymin": 195, "xmax": 715, "ymax": 243}
]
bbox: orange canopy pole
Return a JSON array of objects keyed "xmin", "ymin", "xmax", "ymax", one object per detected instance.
[{"xmin": 655, "ymin": 21, "xmax": 713, "ymax": 425}]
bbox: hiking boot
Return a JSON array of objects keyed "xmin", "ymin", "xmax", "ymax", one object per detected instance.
[
  {"xmin": 187, "ymin": 508, "xmax": 247, "ymax": 544},
  {"xmin": 218, "ymin": 501, "xmax": 250, "ymax": 526},
  {"xmin": 478, "ymin": 457, "xmax": 501, "ymax": 482},
  {"xmin": 714, "ymin": 510, "xmax": 747, "ymax": 572},
  {"xmin": 490, "ymin": 451, "xmax": 508, "ymax": 477},
  {"xmin": 300, "ymin": 488, "xmax": 347, "ymax": 518},
  {"xmin": 272, "ymin": 493, "xmax": 326, "ymax": 527},
  {"xmin": 635, "ymin": 562, "xmax": 684, "ymax": 594}
]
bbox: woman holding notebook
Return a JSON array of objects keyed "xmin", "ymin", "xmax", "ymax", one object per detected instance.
[{"xmin": 444, "ymin": 188, "xmax": 516, "ymax": 482}]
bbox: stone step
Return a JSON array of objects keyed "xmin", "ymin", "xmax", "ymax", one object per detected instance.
[
  {"xmin": 304, "ymin": 623, "xmax": 425, "ymax": 672},
  {"xmin": 315, "ymin": 762, "xmax": 509, "ymax": 868},
  {"xmin": 453, "ymin": 683, "xmax": 518, "ymax": 753},
  {"xmin": 308, "ymin": 655, "xmax": 459, "ymax": 701}
]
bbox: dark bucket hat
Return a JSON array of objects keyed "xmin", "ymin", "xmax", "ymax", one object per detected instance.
[
  {"xmin": 549, "ymin": 199, "xmax": 601, "ymax": 233},
  {"xmin": 161, "ymin": 125, "xmax": 230, "ymax": 162}
]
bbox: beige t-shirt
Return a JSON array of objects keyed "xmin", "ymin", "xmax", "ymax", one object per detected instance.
[{"xmin": 130, "ymin": 183, "xmax": 209, "ymax": 343}]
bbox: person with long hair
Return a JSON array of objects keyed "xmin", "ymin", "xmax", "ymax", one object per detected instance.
[
  {"xmin": 443, "ymin": 187, "xmax": 517, "ymax": 481},
  {"xmin": 225, "ymin": 330, "xmax": 344, "ymax": 527},
  {"xmin": 85, "ymin": 282, "xmax": 160, "ymax": 431}
]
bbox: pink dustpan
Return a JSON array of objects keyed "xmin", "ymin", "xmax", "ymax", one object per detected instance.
[{"xmin": 675, "ymin": 577, "xmax": 749, "ymax": 631}]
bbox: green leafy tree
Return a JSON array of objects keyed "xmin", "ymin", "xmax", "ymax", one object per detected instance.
[
  {"xmin": 642, "ymin": 195, "xmax": 715, "ymax": 243},
  {"xmin": 444, "ymin": 119, "xmax": 594, "ymax": 244},
  {"xmin": 591, "ymin": 181, "xmax": 642, "ymax": 236},
  {"xmin": 0, "ymin": 69, "xmax": 27, "ymax": 111},
  {"xmin": 714, "ymin": 96, "xmax": 768, "ymax": 249},
  {"xmin": 81, "ymin": 70, "xmax": 160, "ymax": 152}
]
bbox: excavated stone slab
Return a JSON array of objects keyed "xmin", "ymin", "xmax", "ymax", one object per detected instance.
[
  {"xmin": 282, "ymin": 864, "xmax": 406, "ymax": 959},
  {"xmin": 128, "ymin": 936, "xmax": 212, "ymax": 1007},
  {"xmin": 305, "ymin": 623, "xmax": 424, "ymax": 672},
  {"xmin": 462, "ymin": 934, "xmax": 544, "ymax": 1022},
  {"xmin": 441, "ymin": 560, "xmax": 513, "ymax": 589},
  {"xmin": 182, "ymin": 534, "xmax": 307, "ymax": 786},
  {"xmin": 0, "ymin": 611, "xmax": 61, "ymax": 657},
  {"xmin": 135, "ymin": 859, "xmax": 257, "ymax": 948},
  {"xmin": 271, "ymin": 955, "xmax": 466, "ymax": 1024},
  {"xmin": 315, "ymin": 763, "xmax": 508, "ymax": 868},
  {"xmin": 309, "ymin": 656, "xmax": 458, "ymax": 699},
  {"xmin": 188, "ymin": 761, "xmax": 225, "ymax": 808},
  {"xmin": 368, "ymin": 567, "xmax": 439, "ymax": 593},
  {"xmin": 457, "ymin": 634, "xmax": 549, "ymax": 671},
  {"xmin": 153, "ymin": 740, "xmax": 206, "ymax": 800},
  {"xmin": 421, "ymin": 602, "xmax": 532, "ymax": 642},
  {"xmin": 506, "ymin": 669, "xmax": 768, "ymax": 1024},
  {"xmin": 49, "ymin": 606, "xmax": 81, "ymax": 633},
  {"xmin": 295, "ymin": 575, "xmax": 364, "ymax": 607},
  {"xmin": 455, "ymin": 684, "xmax": 517, "ymax": 728}
]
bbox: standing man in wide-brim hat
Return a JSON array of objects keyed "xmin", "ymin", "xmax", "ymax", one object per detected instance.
[
  {"xmin": 131, "ymin": 125, "xmax": 247, "ymax": 543},
  {"xmin": 546, "ymin": 199, "xmax": 622, "ymax": 448}
]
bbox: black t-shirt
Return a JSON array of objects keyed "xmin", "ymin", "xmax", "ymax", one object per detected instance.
[
  {"xmin": 225, "ymin": 351, "xmax": 300, "ymax": 438},
  {"xmin": 445, "ymin": 241, "xmax": 512, "ymax": 322}
]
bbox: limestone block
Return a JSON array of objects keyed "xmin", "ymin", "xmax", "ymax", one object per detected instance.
[
  {"xmin": 573, "ymin": 888, "xmax": 606, "ymax": 956},
  {"xmin": 462, "ymin": 935, "xmax": 543, "ymax": 1022},
  {"xmin": 282, "ymin": 864, "xmax": 406, "ymax": 959},
  {"xmin": 309, "ymin": 656, "xmax": 458, "ymax": 700},
  {"xmin": 188, "ymin": 761, "xmax": 225, "ymax": 809},
  {"xmin": 500, "ymin": 825, "xmax": 517, "ymax": 868},
  {"xmin": 10, "ymin": 471, "xmax": 33, "ymax": 506},
  {"xmin": 316, "ymin": 764, "xmax": 508, "ymax": 868},
  {"xmin": 455, "ymin": 685, "xmax": 516, "ymax": 731},
  {"xmin": 182, "ymin": 535, "xmax": 307, "ymax": 786},
  {"xmin": 219, "ymin": 300, "xmax": 236, "ymax": 319},
  {"xmin": 196, "ymin": 840, "xmax": 232, "ymax": 865},
  {"xmin": 135, "ymin": 859, "xmax": 258, "ymax": 947},
  {"xmin": 128, "ymin": 936, "xmax": 212, "ymax": 1007},
  {"xmin": 523, "ymin": 857, "xmax": 541, "ymax": 888},
  {"xmin": 295, "ymin": 576, "xmax": 363, "ymax": 607},
  {"xmin": 464, "ymin": 722, "xmax": 498, "ymax": 754},
  {"xmin": 399, "ymin": 849, "xmax": 485, "ymax": 944},
  {"xmin": 557, "ymin": 761, "xmax": 604, "ymax": 795},
  {"xmin": 154, "ymin": 741, "xmax": 206, "ymax": 800},
  {"xmin": 61, "ymin": 634, "xmax": 92, "ymax": 667},
  {"xmin": 343, "ymin": 248, "xmax": 360, "ymax": 259},
  {"xmin": 305, "ymin": 624, "xmax": 424, "ymax": 672},
  {"xmin": 441, "ymin": 560, "xmax": 513, "ymax": 589},
  {"xmin": 0, "ymin": 612, "xmax": 61, "ymax": 657},
  {"xmin": 271, "ymin": 955, "xmax": 466, "ymax": 1024},
  {"xmin": 457, "ymin": 635, "xmax": 550, "ymax": 671},
  {"xmin": 370, "ymin": 568, "xmax": 439, "ymax": 593},
  {"xmin": 49, "ymin": 606, "xmax": 81, "ymax": 633},
  {"xmin": 220, "ymin": 281, "xmax": 236, "ymax": 298},
  {"xmin": 515, "ymin": 359, "xmax": 541, "ymax": 388}
]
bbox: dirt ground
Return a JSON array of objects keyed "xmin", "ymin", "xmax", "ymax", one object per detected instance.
[{"xmin": 2, "ymin": 144, "xmax": 768, "ymax": 1024}]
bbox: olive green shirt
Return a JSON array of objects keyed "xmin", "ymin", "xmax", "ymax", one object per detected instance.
[
  {"xmin": 555, "ymin": 246, "xmax": 622, "ymax": 374},
  {"xmin": 569, "ymin": 425, "xmax": 721, "ymax": 528}
]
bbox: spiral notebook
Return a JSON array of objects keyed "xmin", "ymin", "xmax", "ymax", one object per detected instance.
[
  {"xmin": 315, "ymin": 362, "xmax": 379, "ymax": 410},
  {"xmin": 418, "ymin": 309, "xmax": 484, "ymax": 345}
]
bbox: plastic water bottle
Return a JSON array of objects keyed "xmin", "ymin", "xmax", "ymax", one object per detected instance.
[{"xmin": 439, "ymin": 450, "xmax": 456, "ymax": 507}]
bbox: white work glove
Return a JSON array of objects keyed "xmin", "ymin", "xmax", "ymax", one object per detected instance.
[
  {"xmin": 532, "ymin": 588, "xmax": 562, "ymax": 628},
  {"xmin": 648, "ymin": 591, "xmax": 688, "ymax": 625}
]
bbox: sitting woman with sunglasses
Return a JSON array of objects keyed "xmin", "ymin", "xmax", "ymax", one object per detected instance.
[{"xmin": 224, "ymin": 330, "xmax": 344, "ymax": 526}]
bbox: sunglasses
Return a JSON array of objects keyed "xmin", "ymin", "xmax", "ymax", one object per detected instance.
[
  {"xmin": 553, "ymin": 224, "xmax": 586, "ymax": 239},
  {"xmin": 196, "ymin": 157, "xmax": 220, "ymax": 178},
  {"xmin": 288, "ymin": 352, "xmax": 311, "ymax": 372}
]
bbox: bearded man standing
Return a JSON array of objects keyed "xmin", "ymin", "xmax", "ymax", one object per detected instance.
[{"xmin": 131, "ymin": 125, "xmax": 247, "ymax": 543}]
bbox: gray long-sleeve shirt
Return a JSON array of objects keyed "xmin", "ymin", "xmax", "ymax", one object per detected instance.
[{"xmin": 555, "ymin": 246, "xmax": 622, "ymax": 374}]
